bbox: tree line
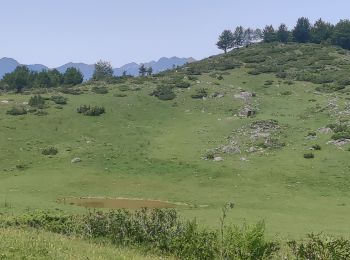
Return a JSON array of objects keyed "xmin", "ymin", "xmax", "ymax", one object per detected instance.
[
  {"xmin": 0, "ymin": 66, "xmax": 83, "ymax": 92},
  {"xmin": 0, "ymin": 60, "xmax": 155, "ymax": 92},
  {"xmin": 217, "ymin": 17, "xmax": 350, "ymax": 53}
]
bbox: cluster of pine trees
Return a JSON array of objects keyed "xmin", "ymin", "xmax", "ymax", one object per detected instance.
[
  {"xmin": 0, "ymin": 66, "xmax": 83, "ymax": 92},
  {"xmin": 217, "ymin": 18, "xmax": 350, "ymax": 53}
]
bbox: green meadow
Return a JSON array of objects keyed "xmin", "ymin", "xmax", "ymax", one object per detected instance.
[{"xmin": 1, "ymin": 43, "xmax": 350, "ymax": 243}]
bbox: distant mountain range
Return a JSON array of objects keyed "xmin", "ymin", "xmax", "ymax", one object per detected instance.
[{"xmin": 0, "ymin": 57, "xmax": 196, "ymax": 80}]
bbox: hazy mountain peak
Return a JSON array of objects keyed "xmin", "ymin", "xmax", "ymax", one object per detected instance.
[{"xmin": 0, "ymin": 56, "xmax": 196, "ymax": 79}]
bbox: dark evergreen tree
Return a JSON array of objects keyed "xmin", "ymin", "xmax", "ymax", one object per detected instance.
[
  {"xmin": 311, "ymin": 18, "xmax": 334, "ymax": 44},
  {"xmin": 2, "ymin": 66, "xmax": 30, "ymax": 92},
  {"xmin": 92, "ymin": 60, "xmax": 114, "ymax": 81},
  {"xmin": 233, "ymin": 26, "xmax": 245, "ymax": 47},
  {"xmin": 47, "ymin": 69, "xmax": 63, "ymax": 87},
  {"xmin": 243, "ymin": 28, "xmax": 254, "ymax": 46},
  {"xmin": 146, "ymin": 67, "xmax": 153, "ymax": 76},
  {"xmin": 263, "ymin": 25, "xmax": 276, "ymax": 42},
  {"xmin": 139, "ymin": 64, "xmax": 147, "ymax": 77},
  {"xmin": 293, "ymin": 17, "xmax": 311, "ymax": 43},
  {"xmin": 35, "ymin": 71, "xmax": 51, "ymax": 88},
  {"xmin": 332, "ymin": 19, "xmax": 350, "ymax": 49},
  {"xmin": 277, "ymin": 24, "xmax": 289, "ymax": 43},
  {"xmin": 216, "ymin": 30, "xmax": 234, "ymax": 53},
  {"xmin": 63, "ymin": 67, "xmax": 83, "ymax": 85}
]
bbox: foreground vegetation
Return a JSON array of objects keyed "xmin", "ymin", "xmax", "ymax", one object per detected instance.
[{"xmin": 2, "ymin": 208, "xmax": 350, "ymax": 259}]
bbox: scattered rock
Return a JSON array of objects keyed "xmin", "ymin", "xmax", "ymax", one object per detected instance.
[
  {"xmin": 1, "ymin": 100, "xmax": 9, "ymax": 104},
  {"xmin": 318, "ymin": 127, "xmax": 333, "ymax": 134},
  {"xmin": 213, "ymin": 156, "xmax": 223, "ymax": 162},
  {"xmin": 220, "ymin": 140, "xmax": 241, "ymax": 154},
  {"xmin": 327, "ymin": 139, "xmax": 350, "ymax": 146},
  {"xmin": 238, "ymin": 105, "xmax": 256, "ymax": 118},
  {"xmin": 240, "ymin": 157, "xmax": 249, "ymax": 161},
  {"xmin": 71, "ymin": 157, "xmax": 82, "ymax": 163},
  {"xmin": 211, "ymin": 92, "xmax": 224, "ymax": 98},
  {"xmin": 234, "ymin": 91, "xmax": 254, "ymax": 100}
]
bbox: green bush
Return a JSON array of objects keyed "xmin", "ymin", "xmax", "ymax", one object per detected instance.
[
  {"xmin": 175, "ymin": 81, "xmax": 190, "ymax": 89},
  {"xmin": 150, "ymin": 85, "xmax": 176, "ymax": 100},
  {"xmin": 114, "ymin": 93, "xmax": 127, "ymax": 97},
  {"xmin": 60, "ymin": 87, "xmax": 82, "ymax": 95},
  {"xmin": 28, "ymin": 95, "xmax": 46, "ymax": 108},
  {"xmin": 77, "ymin": 105, "xmax": 105, "ymax": 116},
  {"xmin": 331, "ymin": 132, "xmax": 350, "ymax": 140},
  {"xmin": 118, "ymin": 85, "xmax": 130, "ymax": 92},
  {"xmin": 264, "ymin": 80, "xmax": 274, "ymax": 86},
  {"xmin": 6, "ymin": 106, "xmax": 27, "ymax": 116},
  {"xmin": 42, "ymin": 147, "xmax": 58, "ymax": 155},
  {"xmin": 311, "ymin": 144, "xmax": 322, "ymax": 150},
  {"xmin": 304, "ymin": 153, "xmax": 315, "ymax": 159},
  {"xmin": 4, "ymin": 208, "xmax": 279, "ymax": 260},
  {"xmin": 315, "ymin": 84, "xmax": 345, "ymax": 93},
  {"xmin": 223, "ymin": 221, "xmax": 279, "ymax": 260},
  {"xmin": 288, "ymin": 233, "xmax": 350, "ymax": 260},
  {"xmin": 191, "ymin": 88, "xmax": 208, "ymax": 99},
  {"xmin": 34, "ymin": 110, "xmax": 48, "ymax": 116},
  {"xmin": 92, "ymin": 86, "xmax": 109, "ymax": 94},
  {"xmin": 280, "ymin": 90, "xmax": 292, "ymax": 95},
  {"xmin": 50, "ymin": 95, "xmax": 68, "ymax": 105}
]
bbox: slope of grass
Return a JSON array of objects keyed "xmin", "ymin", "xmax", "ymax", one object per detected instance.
[{"xmin": 0, "ymin": 43, "xmax": 350, "ymax": 242}]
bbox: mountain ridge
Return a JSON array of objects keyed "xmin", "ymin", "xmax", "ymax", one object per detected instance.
[{"xmin": 0, "ymin": 57, "xmax": 195, "ymax": 80}]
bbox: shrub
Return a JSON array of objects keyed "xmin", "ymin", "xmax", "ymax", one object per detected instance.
[
  {"xmin": 264, "ymin": 80, "xmax": 274, "ymax": 86},
  {"xmin": 50, "ymin": 95, "xmax": 68, "ymax": 105},
  {"xmin": 118, "ymin": 85, "xmax": 130, "ymax": 92},
  {"xmin": 77, "ymin": 105, "xmax": 105, "ymax": 116},
  {"xmin": 315, "ymin": 84, "xmax": 345, "ymax": 93},
  {"xmin": 34, "ymin": 110, "xmax": 48, "ymax": 116},
  {"xmin": 276, "ymin": 71, "xmax": 287, "ymax": 79},
  {"xmin": 223, "ymin": 221, "xmax": 279, "ymax": 260},
  {"xmin": 311, "ymin": 144, "xmax": 322, "ymax": 150},
  {"xmin": 288, "ymin": 233, "xmax": 350, "ymax": 260},
  {"xmin": 175, "ymin": 81, "xmax": 190, "ymax": 89},
  {"xmin": 28, "ymin": 95, "xmax": 46, "ymax": 108},
  {"xmin": 4, "ymin": 208, "xmax": 279, "ymax": 260},
  {"xmin": 332, "ymin": 132, "xmax": 350, "ymax": 140},
  {"xmin": 114, "ymin": 93, "xmax": 127, "ymax": 97},
  {"xmin": 308, "ymin": 131, "xmax": 317, "ymax": 137},
  {"xmin": 304, "ymin": 153, "xmax": 315, "ymax": 159},
  {"xmin": 92, "ymin": 86, "xmax": 109, "ymax": 94},
  {"xmin": 60, "ymin": 88, "xmax": 82, "ymax": 95},
  {"xmin": 247, "ymin": 69, "xmax": 261, "ymax": 75},
  {"xmin": 150, "ymin": 85, "xmax": 176, "ymax": 100},
  {"xmin": 203, "ymin": 150, "xmax": 215, "ymax": 160},
  {"xmin": 337, "ymin": 77, "xmax": 350, "ymax": 86},
  {"xmin": 280, "ymin": 90, "xmax": 292, "ymax": 95},
  {"xmin": 187, "ymin": 75, "xmax": 198, "ymax": 81},
  {"xmin": 191, "ymin": 88, "xmax": 208, "ymax": 99},
  {"xmin": 42, "ymin": 147, "xmax": 58, "ymax": 155},
  {"xmin": 6, "ymin": 106, "xmax": 27, "ymax": 116}
]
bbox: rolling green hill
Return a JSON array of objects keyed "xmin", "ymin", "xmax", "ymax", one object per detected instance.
[{"xmin": 1, "ymin": 42, "xmax": 350, "ymax": 258}]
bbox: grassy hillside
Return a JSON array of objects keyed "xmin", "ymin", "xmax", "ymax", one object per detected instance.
[{"xmin": 1, "ymin": 42, "xmax": 350, "ymax": 243}]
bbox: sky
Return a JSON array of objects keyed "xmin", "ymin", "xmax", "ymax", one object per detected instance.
[{"xmin": 0, "ymin": 0, "xmax": 349, "ymax": 68}]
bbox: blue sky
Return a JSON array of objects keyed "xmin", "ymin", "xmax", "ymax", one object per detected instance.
[{"xmin": 0, "ymin": 0, "xmax": 348, "ymax": 67}]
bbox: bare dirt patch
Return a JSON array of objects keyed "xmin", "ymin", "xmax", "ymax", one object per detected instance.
[{"xmin": 58, "ymin": 197, "xmax": 184, "ymax": 209}]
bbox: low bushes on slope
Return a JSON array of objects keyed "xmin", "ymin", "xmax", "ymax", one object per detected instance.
[
  {"xmin": 77, "ymin": 105, "xmax": 105, "ymax": 116},
  {"xmin": 2, "ymin": 208, "xmax": 278, "ymax": 260},
  {"xmin": 2, "ymin": 208, "xmax": 350, "ymax": 259},
  {"xmin": 150, "ymin": 85, "xmax": 176, "ymax": 100}
]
